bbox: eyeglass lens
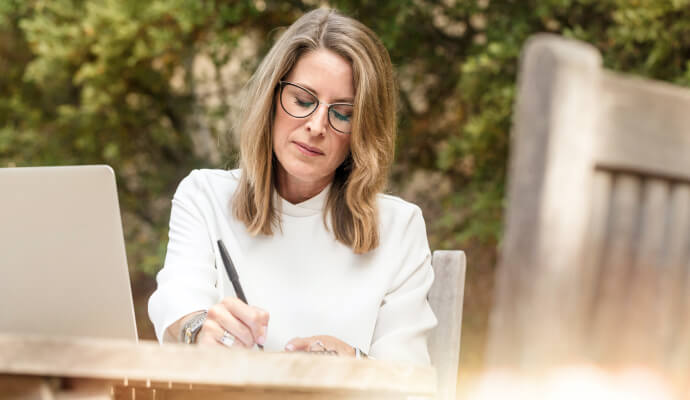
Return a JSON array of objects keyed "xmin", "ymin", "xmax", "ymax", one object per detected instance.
[{"xmin": 280, "ymin": 83, "xmax": 353, "ymax": 134}]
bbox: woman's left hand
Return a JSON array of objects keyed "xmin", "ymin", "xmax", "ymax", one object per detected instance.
[{"xmin": 284, "ymin": 335, "xmax": 355, "ymax": 357}]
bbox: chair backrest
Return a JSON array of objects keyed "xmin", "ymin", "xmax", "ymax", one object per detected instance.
[
  {"xmin": 428, "ymin": 250, "xmax": 466, "ymax": 400},
  {"xmin": 486, "ymin": 33, "xmax": 690, "ymax": 386}
]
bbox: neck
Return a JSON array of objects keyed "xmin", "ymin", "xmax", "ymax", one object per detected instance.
[{"xmin": 276, "ymin": 166, "xmax": 332, "ymax": 204}]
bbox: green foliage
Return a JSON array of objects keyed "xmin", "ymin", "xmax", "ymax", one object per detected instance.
[{"xmin": 1, "ymin": 0, "xmax": 689, "ymax": 277}]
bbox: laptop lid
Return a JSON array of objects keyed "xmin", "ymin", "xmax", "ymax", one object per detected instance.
[{"xmin": 0, "ymin": 165, "xmax": 138, "ymax": 341}]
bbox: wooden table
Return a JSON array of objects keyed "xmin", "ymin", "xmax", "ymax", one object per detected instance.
[{"xmin": 0, "ymin": 334, "xmax": 436, "ymax": 399}]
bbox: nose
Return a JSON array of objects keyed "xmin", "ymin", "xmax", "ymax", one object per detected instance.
[{"xmin": 305, "ymin": 103, "xmax": 329, "ymax": 136}]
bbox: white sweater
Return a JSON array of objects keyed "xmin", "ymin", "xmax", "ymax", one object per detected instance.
[{"xmin": 148, "ymin": 169, "xmax": 437, "ymax": 365}]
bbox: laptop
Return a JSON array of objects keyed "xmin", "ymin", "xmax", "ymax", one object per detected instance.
[{"xmin": 0, "ymin": 165, "xmax": 138, "ymax": 341}]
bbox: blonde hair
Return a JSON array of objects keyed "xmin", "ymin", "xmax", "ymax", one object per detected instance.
[{"xmin": 233, "ymin": 8, "xmax": 397, "ymax": 254}]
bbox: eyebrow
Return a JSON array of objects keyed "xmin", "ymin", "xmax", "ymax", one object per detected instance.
[{"xmin": 297, "ymin": 82, "xmax": 354, "ymax": 104}]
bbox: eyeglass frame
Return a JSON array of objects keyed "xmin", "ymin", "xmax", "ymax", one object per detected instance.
[{"xmin": 277, "ymin": 80, "xmax": 354, "ymax": 134}]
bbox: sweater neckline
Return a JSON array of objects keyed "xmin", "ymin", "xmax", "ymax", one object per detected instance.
[{"xmin": 276, "ymin": 183, "xmax": 331, "ymax": 217}]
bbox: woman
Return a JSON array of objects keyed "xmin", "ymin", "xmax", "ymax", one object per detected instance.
[{"xmin": 148, "ymin": 8, "xmax": 437, "ymax": 365}]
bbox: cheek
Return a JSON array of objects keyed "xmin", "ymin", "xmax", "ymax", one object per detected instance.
[
  {"xmin": 333, "ymin": 136, "xmax": 351, "ymax": 162},
  {"xmin": 273, "ymin": 111, "xmax": 294, "ymax": 147}
]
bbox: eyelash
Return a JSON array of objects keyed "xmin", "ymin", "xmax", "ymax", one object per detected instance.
[
  {"xmin": 294, "ymin": 98, "xmax": 314, "ymax": 107},
  {"xmin": 331, "ymin": 110, "xmax": 351, "ymax": 121}
]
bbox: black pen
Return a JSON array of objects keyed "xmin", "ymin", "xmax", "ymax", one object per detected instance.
[{"xmin": 217, "ymin": 239, "xmax": 264, "ymax": 350}]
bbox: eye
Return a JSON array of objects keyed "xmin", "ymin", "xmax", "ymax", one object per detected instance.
[
  {"xmin": 331, "ymin": 109, "xmax": 351, "ymax": 122},
  {"xmin": 294, "ymin": 96, "xmax": 315, "ymax": 108}
]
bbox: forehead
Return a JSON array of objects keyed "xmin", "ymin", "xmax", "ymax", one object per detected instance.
[{"xmin": 286, "ymin": 49, "xmax": 355, "ymax": 99}]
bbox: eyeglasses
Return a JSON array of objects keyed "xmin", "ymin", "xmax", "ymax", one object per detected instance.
[{"xmin": 278, "ymin": 81, "xmax": 354, "ymax": 134}]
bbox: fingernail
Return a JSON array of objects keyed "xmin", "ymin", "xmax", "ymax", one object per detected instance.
[
  {"xmin": 257, "ymin": 335, "xmax": 266, "ymax": 345},
  {"xmin": 285, "ymin": 343, "xmax": 295, "ymax": 351}
]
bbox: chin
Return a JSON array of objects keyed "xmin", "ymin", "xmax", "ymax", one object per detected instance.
[
  {"xmin": 284, "ymin": 163, "xmax": 331, "ymax": 184},
  {"xmin": 292, "ymin": 170, "xmax": 328, "ymax": 184}
]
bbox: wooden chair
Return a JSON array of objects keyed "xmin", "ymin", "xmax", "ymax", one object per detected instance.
[
  {"xmin": 428, "ymin": 250, "xmax": 467, "ymax": 400},
  {"xmin": 486, "ymin": 33, "xmax": 690, "ymax": 392}
]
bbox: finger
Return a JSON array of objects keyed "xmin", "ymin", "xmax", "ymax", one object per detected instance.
[
  {"xmin": 285, "ymin": 336, "xmax": 313, "ymax": 352},
  {"xmin": 196, "ymin": 318, "xmax": 226, "ymax": 347},
  {"xmin": 222, "ymin": 297, "xmax": 269, "ymax": 345},
  {"xmin": 224, "ymin": 297, "xmax": 269, "ymax": 343},
  {"xmin": 206, "ymin": 303, "xmax": 255, "ymax": 347},
  {"xmin": 286, "ymin": 336, "xmax": 355, "ymax": 356},
  {"xmin": 313, "ymin": 336, "xmax": 354, "ymax": 356}
]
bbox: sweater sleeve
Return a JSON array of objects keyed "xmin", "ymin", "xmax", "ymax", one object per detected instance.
[
  {"xmin": 369, "ymin": 206, "xmax": 438, "ymax": 365},
  {"xmin": 148, "ymin": 171, "xmax": 220, "ymax": 342}
]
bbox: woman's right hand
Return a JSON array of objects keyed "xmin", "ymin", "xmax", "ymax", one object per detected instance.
[{"xmin": 196, "ymin": 297, "xmax": 269, "ymax": 348}]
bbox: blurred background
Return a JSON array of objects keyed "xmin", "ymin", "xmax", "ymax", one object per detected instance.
[{"xmin": 2, "ymin": 0, "xmax": 689, "ymax": 380}]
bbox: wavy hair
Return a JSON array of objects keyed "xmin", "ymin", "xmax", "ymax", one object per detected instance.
[{"xmin": 233, "ymin": 8, "xmax": 397, "ymax": 254}]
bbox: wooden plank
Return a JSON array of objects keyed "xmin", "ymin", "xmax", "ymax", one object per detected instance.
[
  {"xmin": 661, "ymin": 184, "xmax": 690, "ymax": 343},
  {"xmin": 0, "ymin": 375, "xmax": 55, "ymax": 400},
  {"xmin": 0, "ymin": 334, "xmax": 435, "ymax": 397},
  {"xmin": 677, "ymin": 250, "xmax": 690, "ymax": 395},
  {"xmin": 112, "ymin": 385, "xmax": 408, "ymax": 400},
  {"xmin": 579, "ymin": 170, "xmax": 613, "ymax": 360},
  {"xmin": 428, "ymin": 250, "xmax": 466, "ymax": 400},
  {"xmin": 56, "ymin": 378, "xmax": 113, "ymax": 400},
  {"xmin": 596, "ymin": 71, "xmax": 690, "ymax": 181},
  {"xmin": 624, "ymin": 179, "xmax": 669, "ymax": 366},
  {"xmin": 590, "ymin": 173, "xmax": 641, "ymax": 365},
  {"xmin": 0, "ymin": 376, "xmax": 112, "ymax": 400},
  {"xmin": 112, "ymin": 386, "xmax": 155, "ymax": 400},
  {"xmin": 487, "ymin": 33, "xmax": 603, "ymax": 369},
  {"xmin": 667, "ymin": 185, "xmax": 690, "ymax": 392}
]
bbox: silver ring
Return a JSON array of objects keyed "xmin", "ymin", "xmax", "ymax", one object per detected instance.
[
  {"xmin": 310, "ymin": 340, "xmax": 337, "ymax": 355},
  {"xmin": 220, "ymin": 330, "xmax": 235, "ymax": 347}
]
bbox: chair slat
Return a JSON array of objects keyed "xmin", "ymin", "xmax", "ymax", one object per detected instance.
[
  {"xmin": 625, "ymin": 179, "xmax": 669, "ymax": 364},
  {"xmin": 428, "ymin": 250, "xmax": 466, "ymax": 400},
  {"xmin": 662, "ymin": 185, "xmax": 690, "ymax": 374},
  {"xmin": 591, "ymin": 174, "xmax": 641, "ymax": 364}
]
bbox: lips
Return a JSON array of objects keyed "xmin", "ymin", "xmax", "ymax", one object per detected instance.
[{"xmin": 294, "ymin": 141, "xmax": 324, "ymax": 156}]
